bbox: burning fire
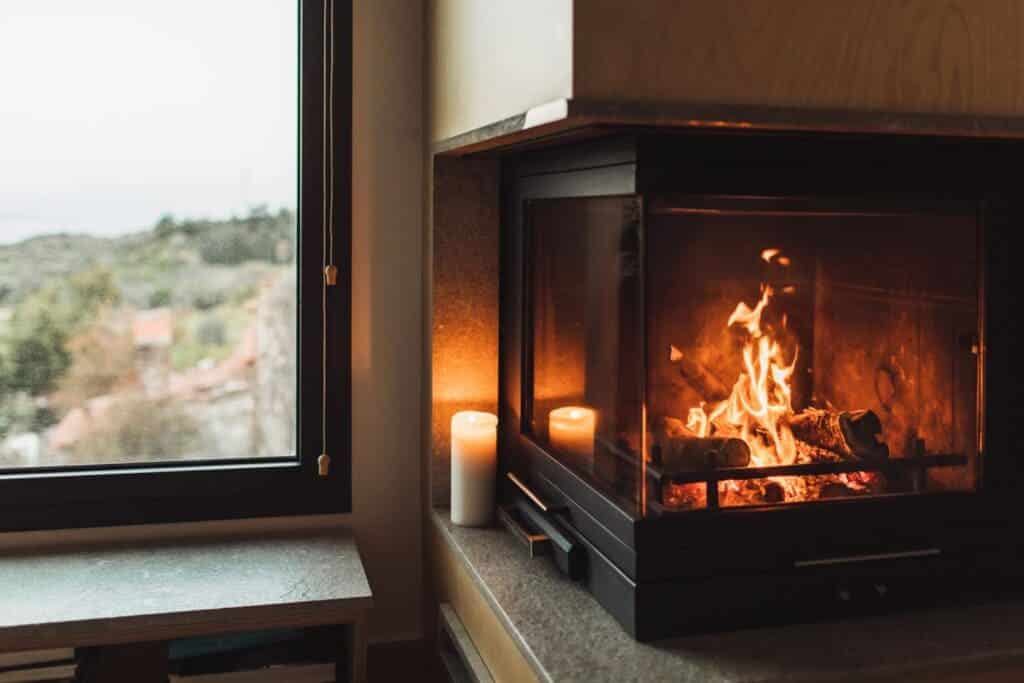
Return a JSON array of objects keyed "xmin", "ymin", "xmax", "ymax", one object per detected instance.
[
  {"xmin": 684, "ymin": 285, "xmax": 799, "ymax": 467},
  {"xmin": 664, "ymin": 259, "xmax": 887, "ymax": 508}
]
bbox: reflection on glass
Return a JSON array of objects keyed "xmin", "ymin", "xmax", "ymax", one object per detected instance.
[
  {"xmin": 529, "ymin": 197, "xmax": 645, "ymax": 515},
  {"xmin": 548, "ymin": 406, "xmax": 596, "ymax": 461}
]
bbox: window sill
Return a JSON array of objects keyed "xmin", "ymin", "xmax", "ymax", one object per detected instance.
[{"xmin": 0, "ymin": 529, "xmax": 372, "ymax": 652}]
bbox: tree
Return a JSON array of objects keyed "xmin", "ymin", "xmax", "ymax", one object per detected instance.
[
  {"xmin": 154, "ymin": 213, "xmax": 177, "ymax": 237},
  {"xmin": 53, "ymin": 323, "xmax": 136, "ymax": 413},
  {"xmin": 0, "ymin": 266, "xmax": 122, "ymax": 397},
  {"xmin": 2, "ymin": 309, "xmax": 72, "ymax": 396},
  {"xmin": 196, "ymin": 206, "xmax": 295, "ymax": 265}
]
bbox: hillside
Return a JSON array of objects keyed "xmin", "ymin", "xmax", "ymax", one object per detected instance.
[
  {"xmin": 0, "ymin": 208, "xmax": 298, "ymax": 462},
  {"xmin": 0, "ymin": 208, "xmax": 295, "ymax": 311}
]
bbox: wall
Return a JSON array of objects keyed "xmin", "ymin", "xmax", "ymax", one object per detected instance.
[
  {"xmin": 428, "ymin": 0, "xmax": 573, "ymax": 142},
  {"xmin": 350, "ymin": 0, "xmax": 425, "ymax": 642},
  {"xmin": 0, "ymin": 0, "xmax": 426, "ymax": 645},
  {"xmin": 574, "ymin": 0, "xmax": 1024, "ymax": 116}
]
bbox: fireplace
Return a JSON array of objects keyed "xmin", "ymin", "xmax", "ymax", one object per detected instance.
[{"xmin": 498, "ymin": 131, "xmax": 1020, "ymax": 640}]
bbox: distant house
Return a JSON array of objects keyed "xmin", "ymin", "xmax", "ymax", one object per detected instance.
[{"xmin": 133, "ymin": 308, "xmax": 174, "ymax": 348}]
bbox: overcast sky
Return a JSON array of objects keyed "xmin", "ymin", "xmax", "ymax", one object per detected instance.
[{"xmin": 0, "ymin": 1, "xmax": 298, "ymax": 245}]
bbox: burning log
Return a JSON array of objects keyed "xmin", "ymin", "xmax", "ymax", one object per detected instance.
[
  {"xmin": 669, "ymin": 345, "xmax": 730, "ymax": 403},
  {"xmin": 654, "ymin": 417, "xmax": 751, "ymax": 471},
  {"xmin": 794, "ymin": 439, "xmax": 842, "ymax": 464},
  {"xmin": 788, "ymin": 409, "xmax": 889, "ymax": 462},
  {"xmin": 720, "ymin": 478, "xmax": 787, "ymax": 507}
]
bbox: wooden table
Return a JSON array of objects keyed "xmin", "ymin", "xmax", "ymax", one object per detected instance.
[{"xmin": 0, "ymin": 530, "xmax": 373, "ymax": 682}]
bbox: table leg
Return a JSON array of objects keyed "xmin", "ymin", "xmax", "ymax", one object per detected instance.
[
  {"xmin": 77, "ymin": 641, "xmax": 168, "ymax": 683},
  {"xmin": 336, "ymin": 615, "xmax": 367, "ymax": 683}
]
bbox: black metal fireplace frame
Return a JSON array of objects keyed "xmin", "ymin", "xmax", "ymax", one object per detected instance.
[{"xmin": 498, "ymin": 130, "xmax": 1023, "ymax": 640}]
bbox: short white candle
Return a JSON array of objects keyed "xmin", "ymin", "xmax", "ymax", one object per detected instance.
[
  {"xmin": 548, "ymin": 406, "xmax": 596, "ymax": 460},
  {"xmin": 450, "ymin": 411, "xmax": 498, "ymax": 526}
]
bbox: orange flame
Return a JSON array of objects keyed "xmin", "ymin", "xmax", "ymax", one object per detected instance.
[
  {"xmin": 760, "ymin": 248, "xmax": 791, "ymax": 267},
  {"xmin": 687, "ymin": 285, "xmax": 798, "ymax": 467}
]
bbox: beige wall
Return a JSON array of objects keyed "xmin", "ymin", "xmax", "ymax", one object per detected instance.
[
  {"xmin": 0, "ymin": 0, "xmax": 426, "ymax": 645},
  {"xmin": 428, "ymin": 0, "xmax": 572, "ymax": 141},
  {"xmin": 350, "ymin": 0, "xmax": 425, "ymax": 642}
]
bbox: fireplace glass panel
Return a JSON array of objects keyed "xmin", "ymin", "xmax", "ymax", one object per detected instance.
[
  {"xmin": 528, "ymin": 196, "xmax": 982, "ymax": 517},
  {"xmin": 528, "ymin": 197, "xmax": 645, "ymax": 516}
]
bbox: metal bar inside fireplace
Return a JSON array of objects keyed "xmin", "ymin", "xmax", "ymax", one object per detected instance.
[{"xmin": 647, "ymin": 453, "xmax": 968, "ymax": 485}]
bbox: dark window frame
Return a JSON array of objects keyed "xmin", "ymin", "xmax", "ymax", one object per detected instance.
[{"xmin": 0, "ymin": 0, "xmax": 352, "ymax": 532}]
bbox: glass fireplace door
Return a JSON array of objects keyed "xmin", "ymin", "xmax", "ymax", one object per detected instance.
[
  {"xmin": 527, "ymin": 196, "xmax": 646, "ymax": 517},
  {"xmin": 527, "ymin": 195, "xmax": 982, "ymax": 517}
]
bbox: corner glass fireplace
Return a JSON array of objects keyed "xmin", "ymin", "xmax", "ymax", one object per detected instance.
[
  {"xmin": 502, "ymin": 133, "xmax": 1013, "ymax": 640},
  {"xmin": 527, "ymin": 195, "xmax": 981, "ymax": 517}
]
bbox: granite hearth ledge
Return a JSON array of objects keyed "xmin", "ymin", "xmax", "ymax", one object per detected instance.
[{"xmin": 433, "ymin": 509, "xmax": 1024, "ymax": 683}]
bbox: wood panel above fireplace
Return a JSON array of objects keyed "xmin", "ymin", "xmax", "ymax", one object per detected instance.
[
  {"xmin": 429, "ymin": 0, "xmax": 1024, "ymax": 148},
  {"xmin": 574, "ymin": 1, "xmax": 1024, "ymax": 118}
]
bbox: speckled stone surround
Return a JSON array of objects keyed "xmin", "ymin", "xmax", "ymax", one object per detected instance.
[
  {"xmin": 434, "ymin": 509, "xmax": 1024, "ymax": 682},
  {"xmin": 430, "ymin": 156, "xmax": 501, "ymax": 507}
]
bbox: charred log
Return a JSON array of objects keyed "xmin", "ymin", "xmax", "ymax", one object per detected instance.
[
  {"xmin": 669, "ymin": 345, "xmax": 730, "ymax": 403},
  {"xmin": 655, "ymin": 417, "xmax": 751, "ymax": 471},
  {"xmin": 819, "ymin": 482, "xmax": 858, "ymax": 499},
  {"xmin": 762, "ymin": 481, "xmax": 786, "ymax": 503},
  {"xmin": 788, "ymin": 409, "xmax": 889, "ymax": 462}
]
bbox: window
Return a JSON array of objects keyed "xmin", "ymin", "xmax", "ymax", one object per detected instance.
[{"xmin": 0, "ymin": 0, "xmax": 351, "ymax": 530}]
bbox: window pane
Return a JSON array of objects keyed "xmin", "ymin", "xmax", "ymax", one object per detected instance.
[{"xmin": 0, "ymin": 1, "xmax": 299, "ymax": 467}]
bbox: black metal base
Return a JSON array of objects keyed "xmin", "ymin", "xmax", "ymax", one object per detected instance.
[
  {"xmin": 576, "ymin": 527, "xmax": 1013, "ymax": 641},
  {"xmin": 513, "ymin": 435, "xmax": 1020, "ymax": 641}
]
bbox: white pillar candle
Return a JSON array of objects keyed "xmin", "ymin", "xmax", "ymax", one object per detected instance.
[
  {"xmin": 450, "ymin": 411, "xmax": 498, "ymax": 526},
  {"xmin": 548, "ymin": 406, "xmax": 596, "ymax": 460}
]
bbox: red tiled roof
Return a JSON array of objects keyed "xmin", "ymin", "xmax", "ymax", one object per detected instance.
[{"xmin": 133, "ymin": 308, "xmax": 174, "ymax": 347}]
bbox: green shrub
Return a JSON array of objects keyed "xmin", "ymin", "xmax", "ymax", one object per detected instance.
[
  {"xmin": 196, "ymin": 316, "xmax": 227, "ymax": 346},
  {"xmin": 148, "ymin": 288, "xmax": 172, "ymax": 308},
  {"xmin": 71, "ymin": 396, "xmax": 200, "ymax": 463},
  {"xmin": 192, "ymin": 290, "xmax": 226, "ymax": 311}
]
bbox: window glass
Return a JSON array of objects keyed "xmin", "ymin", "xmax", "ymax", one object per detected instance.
[{"xmin": 0, "ymin": 1, "xmax": 299, "ymax": 467}]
